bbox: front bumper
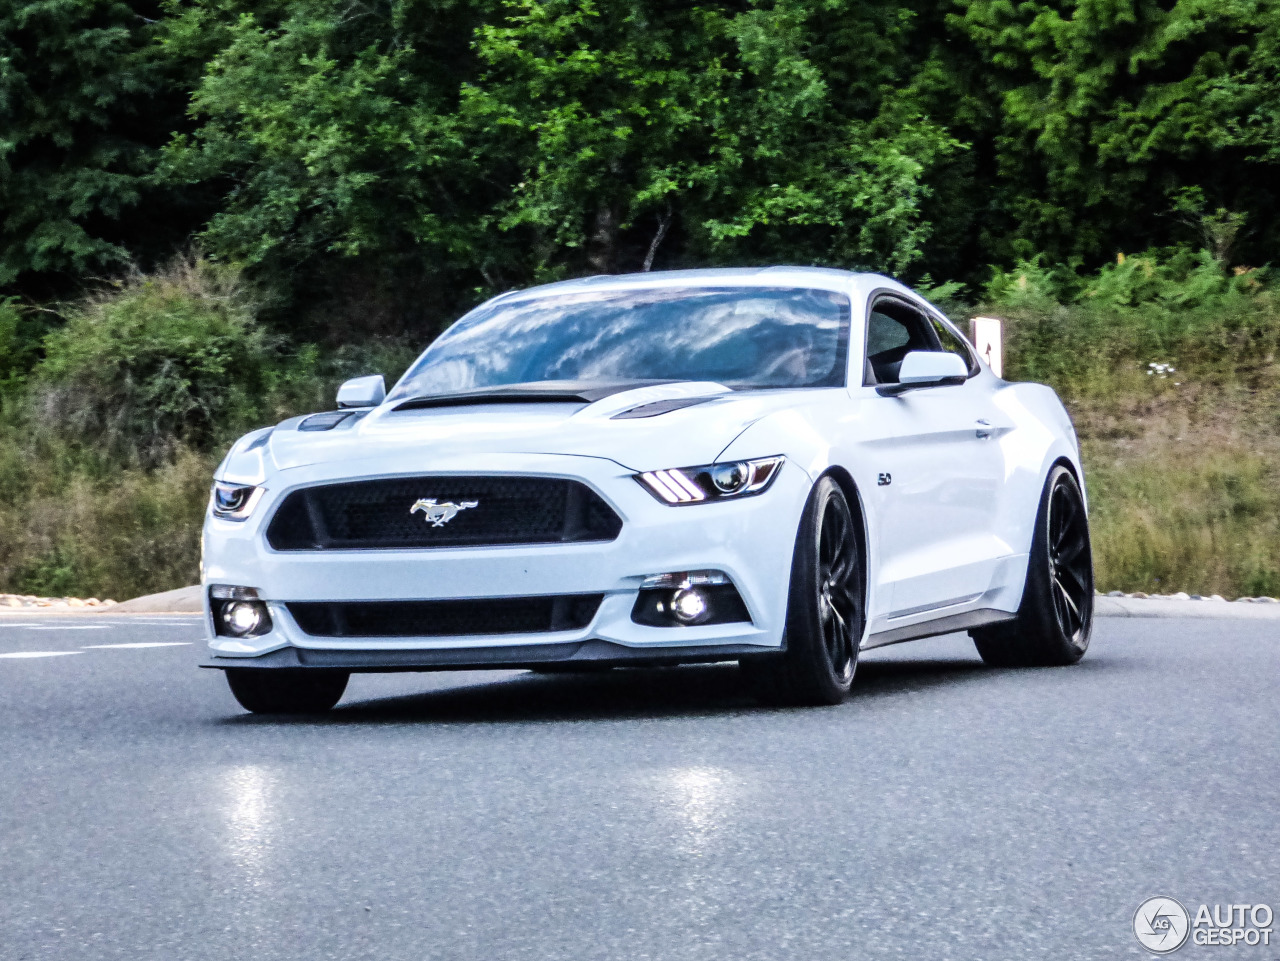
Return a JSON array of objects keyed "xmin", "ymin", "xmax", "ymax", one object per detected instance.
[{"xmin": 202, "ymin": 451, "xmax": 810, "ymax": 668}]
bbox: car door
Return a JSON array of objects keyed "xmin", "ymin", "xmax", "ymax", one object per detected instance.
[{"xmin": 858, "ymin": 294, "xmax": 1008, "ymax": 624}]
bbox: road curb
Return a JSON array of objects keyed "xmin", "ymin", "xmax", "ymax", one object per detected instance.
[
  {"xmin": 104, "ymin": 585, "xmax": 203, "ymax": 614},
  {"xmin": 1095, "ymin": 596, "xmax": 1280, "ymax": 619}
]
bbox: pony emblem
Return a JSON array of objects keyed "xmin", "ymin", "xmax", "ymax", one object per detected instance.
[{"xmin": 409, "ymin": 498, "xmax": 479, "ymax": 527}]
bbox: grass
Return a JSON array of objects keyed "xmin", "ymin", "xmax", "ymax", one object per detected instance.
[{"xmin": 1081, "ymin": 398, "xmax": 1280, "ymax": 597}]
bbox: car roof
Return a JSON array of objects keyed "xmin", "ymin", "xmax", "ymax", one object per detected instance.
[{"xmin": 488, "ymin": 266, "xmax": 917, "ymax": 306}]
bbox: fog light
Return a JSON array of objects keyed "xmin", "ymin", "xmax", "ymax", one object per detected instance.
[
  {"xmin": 670, "ymin": 588, "xmax": 710, "ymax": 624},
  {"xmin": 631, "ymin": 581, "xmax": 751, "ymax": 628},
  {"xmin": 223, "ymin": 601, "xmax": 265, "ymax": 637}
]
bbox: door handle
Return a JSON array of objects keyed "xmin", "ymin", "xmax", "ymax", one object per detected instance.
[{"xmin": 975, "ymin": 419, "xmax": 993, "ymax": 439}]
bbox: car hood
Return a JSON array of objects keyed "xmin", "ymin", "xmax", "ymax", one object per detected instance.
[{"xmin": 222, "ymin": 382, "xmax": 835, "ymax": 481}]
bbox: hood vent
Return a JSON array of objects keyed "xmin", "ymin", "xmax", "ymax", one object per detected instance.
[
  {"xmin": 612, "ymin": 397, "xmax": 716, "ymax": 419},
  {"xmin": 298, "ymin": 410, "xmax": 367, "ymax": 432}
]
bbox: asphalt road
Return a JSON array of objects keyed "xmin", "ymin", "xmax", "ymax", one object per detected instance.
[{"xmin": 1, "ymin": 614, "xmax": 1276, "ymax": 960}]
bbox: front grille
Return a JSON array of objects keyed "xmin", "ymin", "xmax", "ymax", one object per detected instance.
[
  {"xmin": 266, "ymin": 476, "xmax": 622, "ymax": 550},
  {"xmin": 287, "ymin": 595, "xmax": 604, "ymax": 637}
]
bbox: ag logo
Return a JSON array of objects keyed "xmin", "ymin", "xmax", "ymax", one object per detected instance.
[
  {"xmin": 409, "ymin": 498, "xmax": 478, "ymax": 527},
  {"xmin": 1134, "ymin": 897, "xmax": 1190, "ymax": 954}
]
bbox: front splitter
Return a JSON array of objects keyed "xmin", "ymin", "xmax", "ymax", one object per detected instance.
[{"xmin": 201, "ymin": 638, "xmax": 778, "ymax": 672}]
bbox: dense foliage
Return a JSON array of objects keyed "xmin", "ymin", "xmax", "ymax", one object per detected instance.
[
  {"xmin": 4, "ymin": 0, "xmax": 1280, "ymax": 333},
  {"xmin": 0, "ymin": 0, "xmax": 196, "ymax": 291}
]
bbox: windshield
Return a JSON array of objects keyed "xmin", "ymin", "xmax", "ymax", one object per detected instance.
[{"xmin": 388, "ymin": 286, "xmax": 851, "ymax": 400}]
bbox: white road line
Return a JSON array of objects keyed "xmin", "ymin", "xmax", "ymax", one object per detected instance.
[
  {"xmin": 0, "ymin": 651, "xmax": 83, "ymax": 659},
  {"xmin": 96, "ymin": 619, "xmax": 202, "ymax": 626},
  {"xmin": 17, "ymin": 625, "xmax": 112, "ymax": 631},
  {"xmin": 83, "ymin": 642, "xmax": 192, "ymax": 649}
]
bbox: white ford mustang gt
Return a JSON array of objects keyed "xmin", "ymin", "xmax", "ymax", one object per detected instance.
[{"xmin": 202, "ymin": 267, "xmax": 1093, "ymax": 713}]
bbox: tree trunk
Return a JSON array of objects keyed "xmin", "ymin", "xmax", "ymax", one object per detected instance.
[
  {"xmin": 642, "ymin": 203, "xmax": 674, "ymax": 272},
  {"xmin": 586, "ymin": 204, "xmax": 618, "ymax": 274}
]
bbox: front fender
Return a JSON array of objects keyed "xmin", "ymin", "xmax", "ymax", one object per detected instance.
[{"xmin": 990, "ymin": 382, "xmax": 1087, "ymax": 556}]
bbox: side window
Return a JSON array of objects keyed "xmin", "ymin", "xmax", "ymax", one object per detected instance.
[
  {"xmin": 863, "ymin": 299, "xmax": 939, "ymax": 385},
  {"xmin": 928, "ymin": 315, "xmax": 979, "ymax": 376}
]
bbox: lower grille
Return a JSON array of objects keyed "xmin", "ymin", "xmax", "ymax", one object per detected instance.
[{"xmin": 286, "ymin": 594, "xmax": 604, "ymax": 638}]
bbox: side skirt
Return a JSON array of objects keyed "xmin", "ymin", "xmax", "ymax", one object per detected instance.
[{"xmin": 862, "ymin": 608, "xmax": 1016, "ymax": 650}]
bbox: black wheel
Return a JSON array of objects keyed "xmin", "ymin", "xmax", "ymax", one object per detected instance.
[
  {"xmin": 740, "ymin": 476, "xmax": 865, "ymax": 706},
  {"xmin": 225, "ymin": 669, "xmax": 349, "ymax": 714},
  {"xmin": 971, "ymin": 465, "xmax": 1093, "ymax": 666}
]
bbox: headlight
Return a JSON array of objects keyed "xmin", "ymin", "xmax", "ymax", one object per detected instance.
[
  {"xmin": 210, "ymin": 482, "xmax": 265, "ymax": 520},
  {"xmin": 636, "ymin": 456, "xmax": 784, "ymax": 505}
]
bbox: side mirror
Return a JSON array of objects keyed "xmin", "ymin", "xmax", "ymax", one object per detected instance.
[
  {"xmin": 336, "ymin": 374, "xmax": 386, "ymax": 409},
  {"xmin": 878, "ymin": 351, "xmax": 968, "ymax": 396}
]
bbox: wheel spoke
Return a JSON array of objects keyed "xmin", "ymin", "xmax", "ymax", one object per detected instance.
[
  {"xmin": 825, "ymin": 616, "xmax": 842, "ymax": 664},
  {"xmin": 1049, "ymin": 574, "xmax": 1067, "ymax": 627},
  {"xmin": 827, "ymin": 516, "xmax": 848, "ymax": 562},
  {"xmin": 829, "ymin": 552, "xmax": 850, "ymax": 586},
  {"xmin": 822, "ymin": 509, "xmax": 843, "ymax": 555},
  {"xmin": 831, "ymin": 582, "xmax": 860, "ymax": 615},
  {"xmin": 1053, "ymin": 499, "xmax": 1076, "ymax": 551},
  {"xmin": 1061, "ymin": 561, "xmax": 1089, "ymax": 597},
  {"xmin": 1055, "ymin": 577, "xmax": 1080, "ymax": 633},
  {"xmin": 829, "ymin": 606, "xmax": 852, "ymax": 670},
  {"xmin": 1056, "ymin": 534, "xmax": 1086, "ymax": 565}
]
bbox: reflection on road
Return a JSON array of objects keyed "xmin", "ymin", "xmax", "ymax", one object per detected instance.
[
  {"xmin": 222, "ymin": 765, "xmax": 275, "ymax": 889},
  {"xmin": 657, "ymin": 766, "xmax": 741, "ymax": 857}
]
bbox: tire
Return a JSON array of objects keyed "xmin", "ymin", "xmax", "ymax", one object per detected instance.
[
  {"xmin": 971, "ymin": 464, "xmax": 1093, "ymax": 666},
  {"xmin": 740, "ymin": 476, "xmax": 865, "ymax": 706},
  {"xmin": 225, "ymin": 669, "xmax": 349, "ymax": 714}
]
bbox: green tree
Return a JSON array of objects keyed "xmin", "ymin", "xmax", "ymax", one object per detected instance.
[
  {"xmin": 463, "ymin": 0, "xmax": 959, "ymax": 276},
  {"xmin": 160, "ymin": 0, "xmax": 494, "ymax": 330},
  {"xmin": 0, "ymin": 0, "xmax": 184, "ymax": 291},
  {"xmin": 933, "ymin": 0, "xmax": 1280, "ymax": 268}
]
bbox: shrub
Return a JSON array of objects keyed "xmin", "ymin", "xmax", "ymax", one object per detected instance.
[
  {"xmin": 31, "ymin": 254, "xmax": 275, "ymax": 465},
  {"xmin": 981, "ymin": 250, "xmax": 1280, "ymax": 399},
  {"xmin": 0, "ymin": 445, "xmax": 216, "ymax": 599},
  {"xmin": 0, "ymin": 296, "xmax": 45, "ymax": 401}
]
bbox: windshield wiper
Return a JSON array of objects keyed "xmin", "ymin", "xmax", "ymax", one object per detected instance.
[{"xmin": 391, "ymin": 380, "xmax": 679, "ymax": 412}]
